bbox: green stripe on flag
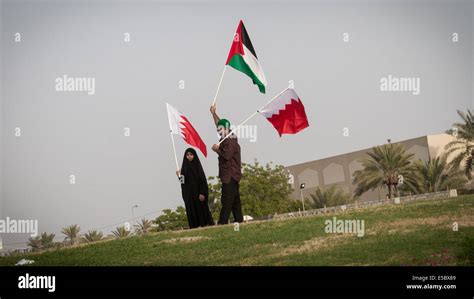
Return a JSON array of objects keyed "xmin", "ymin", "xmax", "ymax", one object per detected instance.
[{"xmin": 228, "ymin": 54, "xmax": 266, "ymax": 94}]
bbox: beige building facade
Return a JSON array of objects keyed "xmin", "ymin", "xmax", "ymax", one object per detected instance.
[{"xmin": 285, "ymin": 134, "xmax": 459, "ymax": 202}]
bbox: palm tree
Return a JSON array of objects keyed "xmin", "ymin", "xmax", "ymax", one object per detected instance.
[
  {"xmin": 134, "ymin": 218, "xmax": 153, "ymax": 235},
  {"xmin": 39, "ymin": 232, "xmax": 56, "ymax": 249},
  {"xmin": 353, "ymin": 143, "xmax": 418, "ymax": 199},
  {"xmin": 112, "ymin": 226, "xmax": 131, "ymax": 239},
  {"xmin": 83, "ymin": 230, "xmax": 104, "ymax": 243},
  {"xmin": 27, "ymin": 236, "xmax": 42, "ymax": 252},
  {"xmin": 413, "ymin": 155, "xmax": 467, "ymax": 193},
  {"xmin": 309, "ymin": 185, "xmax": 353, "ymax": 208},
  {"xmin": 445, "ymin": 109, "xmax": 474, "ymax": 179},
  {"xmin": 61, "ymin": 224, "xmax": 81, "ymax": 245}
]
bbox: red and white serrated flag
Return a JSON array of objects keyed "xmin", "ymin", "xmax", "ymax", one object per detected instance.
[
  {"xmin": 166, "ymin": 103, "xmax": 207, "ymax": 157},
  {"xmin": 259, "ymin": 88, "xmax": 309, "ymax": 136}
]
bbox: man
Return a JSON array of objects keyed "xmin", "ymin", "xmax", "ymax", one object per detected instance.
[{"xmin": 210, "ymin": 104, "xmax": 244, "ymax": 224}]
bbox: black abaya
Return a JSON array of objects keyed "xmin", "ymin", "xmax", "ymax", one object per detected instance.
[{"xmin": 179, "ymin": 148, "xmax": 214, "ymax": 228}]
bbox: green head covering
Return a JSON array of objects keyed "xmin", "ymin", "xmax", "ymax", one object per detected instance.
[{"xmin": 217, "ymin": 118, "xmax": 231, "ymax": 129}]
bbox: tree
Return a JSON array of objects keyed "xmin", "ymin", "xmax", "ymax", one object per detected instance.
[
  {"xmin": 208, "ymin": 176, "xmax": 222, "ymax": 221},
  {"xmin": 61, "ymin": 224, "xmax": 81, "ymax": 245},
  {"xmin": 83, "ymin": 230, "xmax": 104, "ymax": 243},
  {"xmin": 309, "ymin": 185, "xmax": 353, "ymax": 208},
  {"xmin": 413, "ymin": 155, "xmax": 467, "ymax": 193},
  {"xmin": 111, "ymin": 226, "xmax": 131, "ymax": 239},
  {"xmin": 207, "ymin": 160, "xmax": 294, "ymax": 218},
  {"xmin": 134, "ymin": 218, "xmax": 153, "ymax": 235},
  {"xmin": 40, "ymin": 232, "xmax": 56, "ymax": 249},
  {"xmin": 353, "ymin": 143, "xmax": 418, "ymax": 199},
  {"xmin": 445, "ymin": 109, "xmax": 474, "ymax": 179},
  {"xmin": 153, "ymin": 206, "xmax": 188, "ymax": 231},
  {"xmin": 27, "ymin": 233, "xmax": 56, "ymax": 251},
  {"xmin": 27, "ymin": 236, "xmax": 42, "ymax": 252}
]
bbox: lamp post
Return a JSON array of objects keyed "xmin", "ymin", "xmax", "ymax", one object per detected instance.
[
  {"xmin": 132, "ymin": 204, "xmax": 139, "ymax": 224},
  {"xmin": 299, "ymin": 183, "xmax": 306, "ymax": 212}
]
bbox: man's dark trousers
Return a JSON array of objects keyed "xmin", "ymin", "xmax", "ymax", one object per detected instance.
[{"xmin": 218, "ymin": 178, "xmax": 243, "ymax": 224}]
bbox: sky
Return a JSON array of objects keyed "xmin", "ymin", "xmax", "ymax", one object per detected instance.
[{"xmin": 0, "ymin": 0, "xmax": 473, "ymax": 250}]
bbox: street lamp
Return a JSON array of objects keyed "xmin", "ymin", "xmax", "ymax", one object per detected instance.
[
  {"xmin": 132, "ymin": 204, "xmax": 139, "ymax": 223},
  {"xmin": 299, "ymin": 183, "xmax": 306, "ymax": 212}
]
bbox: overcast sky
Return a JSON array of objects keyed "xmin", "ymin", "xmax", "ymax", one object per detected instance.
[{"xmin": 1, "ymin": 0, "xmax": 473, "ymax": 249}]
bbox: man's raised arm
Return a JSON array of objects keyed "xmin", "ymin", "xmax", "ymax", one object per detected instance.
[{"xmin": 210, "ymin": 105, "xmax": 221, "ymax": 127}]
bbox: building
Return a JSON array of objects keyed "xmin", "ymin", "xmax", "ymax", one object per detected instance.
[{"xmin": 285, "ymin": 133, "xmax": 461, "ymax": 202}]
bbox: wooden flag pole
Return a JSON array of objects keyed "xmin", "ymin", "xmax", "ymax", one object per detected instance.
[
  {"xmin": 212, "ymin": 65, "xmax": 227, "ymax": 106},
  {"xmin": 217, "ymin": 111, "xmax": 258, "ymax": 145},
  {"xmin": 169, "ymin": 130, "xmax": 180, "ymax": 171},
  {"xmin": 217, "ymin": 86, "xmax": 290, "ymax": 145},
  {"xmin": 257, "ymin": 86, "xmax": 290, "ymax": 113}
]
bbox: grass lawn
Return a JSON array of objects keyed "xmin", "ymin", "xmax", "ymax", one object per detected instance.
[{"xmin": 1, "ymin": 195, "xmax": 473, "ymax": 266}]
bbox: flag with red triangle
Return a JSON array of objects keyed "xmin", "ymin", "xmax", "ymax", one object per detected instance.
[{"xmin": 225, "ymin": 20, "xmax": 267, "ymax": 94}]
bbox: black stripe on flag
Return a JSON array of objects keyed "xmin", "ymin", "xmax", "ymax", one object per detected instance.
[{"xmin": 240, "ymin": 22, "xmax": 258, "ymax": 59}]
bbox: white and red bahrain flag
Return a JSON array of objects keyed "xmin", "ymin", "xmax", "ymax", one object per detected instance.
[
  {"xmin": 259, "ymin": 88, "xmax": 309, "ymax": 136},
  {"xmin": 166, "ymin": 103, "xmax": 207, "ymax": 157}
]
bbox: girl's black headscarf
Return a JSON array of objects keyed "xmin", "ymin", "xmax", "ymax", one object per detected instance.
[{"xmin": 180, "ymin": 148, "xmax": 208, "ymax": 198}]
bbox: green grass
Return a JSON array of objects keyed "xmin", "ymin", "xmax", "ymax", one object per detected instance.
[{"xmin": 1, "ymin": 195, "xmax": 473, "ymax": 266}]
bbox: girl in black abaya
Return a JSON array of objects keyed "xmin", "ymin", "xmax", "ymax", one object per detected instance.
[{"xmin": 177, "ymin": 148, "xmax": 214, "ymax": 229}]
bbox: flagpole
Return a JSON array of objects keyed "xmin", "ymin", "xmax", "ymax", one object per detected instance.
[
  {"xmin": 169, "ymin": 131, "xmax": 180, "ymax": 171},
  {"xmin": 212, "ymin": 65, "xmax": 227, "ymax": 106},
  {"xmin": 257, "ymin": 87, "xmax": 290, "ymax": 112},
  {"xmin": 217, "ymin": 86, "xmax": 290, "ymax": 145}
]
